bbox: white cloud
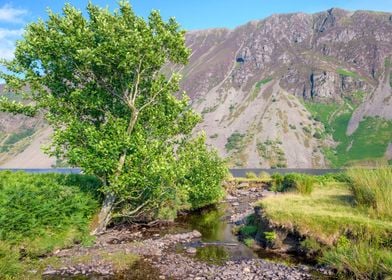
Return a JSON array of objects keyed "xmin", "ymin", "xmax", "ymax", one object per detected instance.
[
  {"xmin": 0, "ymin": 27, "xmax": 23, "ymax": 60},
  {"xmin": 0, "ymin": 4, "xmax": 27, "ymax": 24}
]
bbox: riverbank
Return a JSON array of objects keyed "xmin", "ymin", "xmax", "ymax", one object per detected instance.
[
  {"xmin": 0, "ymin": 171, "xmax": 320, "ymax": 279},
  {"xmin": 255, "ymin": 168, "xmax": 392, "ymax": 279},
  {"xmin": 40, "ymin": 185, "xmax": 315, "ymax": 280}
]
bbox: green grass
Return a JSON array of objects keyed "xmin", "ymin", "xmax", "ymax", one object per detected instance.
[
  {"xmin": 305, "ymin": 101, "xmax": 392, "ymax": 167},
  {"xmin": 258, "ymin": 175, "xmax": 392, "ymax": 278},
  {"xmin": 337, "ymin": 68, "xmax": 359, "ymax": 78},
  {"xmin": 322, "ymin": 241, "xmax": 392, "ymax": 279},
  {"xmin": 347, "ymin": 167, "xmax": 392, "ymax": 219},
  {"xmin": 0, "ymin": 172, "xmax": 102, "ymax": 278},
  {"xmin": 331, "ymin": 117, "xmax": 392, "ymax": 167},
  {"xmin": 259, "ymin": 182, "xmax": 392, "ymax": 245},
  {"xmin": 255, "ymin": 77, "xmax": 273, "ymax": 89},
  {"xmin": 0, "ymin": 128, "xmax": 36, "ymax": 153}
]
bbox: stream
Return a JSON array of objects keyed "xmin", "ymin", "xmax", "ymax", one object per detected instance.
[{"xmin": 46, "ymin": 187, "xmax": 326, "ymax": 279}]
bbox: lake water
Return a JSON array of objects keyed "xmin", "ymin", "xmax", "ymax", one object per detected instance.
[{"xmin": 0, "ymin": 168, "xmax": 342, "ymax": 177}]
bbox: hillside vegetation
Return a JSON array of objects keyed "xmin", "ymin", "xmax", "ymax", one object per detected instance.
[{"xmin": 305, "ymin": 101, "xmax": 392, "ymax": 167}]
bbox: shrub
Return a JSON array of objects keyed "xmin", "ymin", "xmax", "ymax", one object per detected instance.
[
  {"xmin": 225, "ymin": 132, "xmax": 245, "ymax": 151},
  {"xmin": 273, "ymin": 173, "xmax": 315, "ymax": 195},
  {"xmin": 270, "ymin": 173, "xmax": 284, "ymax": 192},
  {"xmin": 244, "ymin": 238, "xmax": 255, "ymax": 247},
  {"xmin": 177, "ymin": 135, "xmax": 227, "ymax": 211},
  {"xmin": 347, "ymin": 167, "xmax": 392, "ymax": 218},
  {"xmin": 295, "ymin": 175, "xmax": 315, "ymax": 195},
  {"xmin": 264, "ymin": 231, "xmax": 277, "ymax": 242},
  {"xmin": 258, "ymin": 171, "xmax": 271, "ymax": 181},
  {"xmin": 0, "ymin": 172, "xmax": 101, "ymax": 257},
  {"xmin": 313, "ymin": 132, "xmax": 322, "ymax": 139},
  {"xmin": 245, "ymin": 172, "xmax": 257, "ymax": 179},
  {"xmin": 281, "ymin": 173, "xmax": 298, "ymax": 191},
  {"xmin": 240, "ymin": 225, "xmax": 258, "ymax": 237}
]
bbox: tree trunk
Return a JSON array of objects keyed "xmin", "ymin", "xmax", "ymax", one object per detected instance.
[
  {"xmin": 92, "ymin": 110, "xmax": 139, "ymax": 235},
  {"xmin": 91, "ymin": 192, "xmax": 116, "ymax": 235}
]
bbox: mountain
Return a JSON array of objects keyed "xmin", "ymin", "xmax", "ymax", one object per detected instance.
[
  {"xmin": 180, "ymin": 8, "xmax": 392, "ymax": 168},
  {"xmin": 1, "ymin": 8, "xmax": 392, "ymax": 168}
]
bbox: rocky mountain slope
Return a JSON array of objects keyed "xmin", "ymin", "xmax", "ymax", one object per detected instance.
[
  {"xmin": 1, "ymin": 8, "xmax": 392, "ymax": 168},
  {"xmin": 181, "ymin": 8, "xmax": 392, "ymax": 167}
]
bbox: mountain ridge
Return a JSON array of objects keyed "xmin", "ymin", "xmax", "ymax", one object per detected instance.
[{"xmin": 1, "ymin": 8, "xmax": 392, "ymax": 168}]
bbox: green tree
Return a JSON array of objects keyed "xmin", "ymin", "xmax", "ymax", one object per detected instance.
[{"xmin": 0, "ymin": 1, "xmax": 227, "ymax": 233}]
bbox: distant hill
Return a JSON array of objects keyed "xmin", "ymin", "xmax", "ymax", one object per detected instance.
[{"xmin": 1, "ymin": 8, "xmax": 392, "ymax": 168}]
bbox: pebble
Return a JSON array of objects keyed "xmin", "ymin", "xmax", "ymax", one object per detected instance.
[{"xmin": 186, "ymin": 247, "xmax": 197, "ymax": 254}]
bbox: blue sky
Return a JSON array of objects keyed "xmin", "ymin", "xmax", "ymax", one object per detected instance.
[{"xmin": 0, "ymin": 0, "xmax": 392, "ymax": 60}]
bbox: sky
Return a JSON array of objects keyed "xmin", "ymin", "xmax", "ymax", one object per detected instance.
[{"xmin": 0, "ymin": 0, "xmax": 392, "ymax": 60}]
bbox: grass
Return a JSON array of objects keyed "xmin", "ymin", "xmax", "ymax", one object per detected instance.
[
  {"xmin": 337, "ymin": 68, "xmax": 359, "ymax": 78},
  {"xmin": 259, "ymin": 182, "xmax": 392, "ymax": 245},
  {"xmin": 305, "ymin": 101, "xmax": 392, "ymax": 167},
  {"xmin": 322, "ymin": 241, "xmax": 392, "ymax": 279},
  {"xmin": 255, "ymin": 77, "xmax": 273, "ymax": 89},
  {"xmin": 270, "ymin": 173, "xmax": 317, "ymax": 194},
  {"xmin": 258, "ymin": 171, "xmax": 392, "ymax": 278},
  {"xmin": 0, "ymin": 128, "xmax": 36, "ymax": 153},
  {"xmin": 347, "ymin": 167, "xmax": 392, "ymax": 219},
  {"xmin": 0, "ymin": 171, "xmax": 102, "ymax": 278}
]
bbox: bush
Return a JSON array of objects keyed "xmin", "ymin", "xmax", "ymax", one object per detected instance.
[
  {"xmin": 245, "ymin": 172, "xmax": 257, "ymax": 179},
  {"xmin": 295, "ymin": 175, "xmax": 315, "ymax": 195},
  {"xmin": 258, "ymin": 171, "xmax": 271, "ymax": 181},
  {"xmin": 244, "ymin": 238, "xmax": 255, "ymax": 247},
  {"xmin": 225, "ymin": 132, "xmax": 245, "ymax": 151},
  {"xmin": 313, "ymin": 132, "xmax": 322, "ymax": 139},
  {"xmin": 177, "ymin": 135, "xmax": 227, "ymax": 211},
  {"xmin": 270, "ymin": 173, "xmax": 284, "ymax": 192},
  {"xmin": 270, "ymin": 173, "xmax": 315, "ymax": 195},
  {"xmin": 0, "ymin": 172, "xmax": 101, "ymax": 257},
  {"xmin": 347, "ymin": 167, "xmax": 392, "ymax": 218},
  {"xmin": 240, "ymin": 225, "xmax": 258, "ymax": 237}
]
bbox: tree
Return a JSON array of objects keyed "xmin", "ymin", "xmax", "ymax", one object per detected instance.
[{"xmin": 0, "ymin": 1, "xmax": 227, "ymax": 233}]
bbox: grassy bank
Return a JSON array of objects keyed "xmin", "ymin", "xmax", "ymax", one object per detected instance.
[
  {"xmin": 258, "ymin": 168, "xmax": 392, "ymax": 279},
  {"xmin": 0, "ymin": 171, "xmax": 102, "ymax": 278}
]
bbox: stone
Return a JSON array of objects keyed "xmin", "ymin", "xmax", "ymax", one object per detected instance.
[
  {"xmin": 42, "ymin": 269, "xmax": 57, "ymax": 276},
  {"xmin": 238, "ymin": 182, "xmax": 249, "ymax": 189},
  {"xmin": 192, "ymin": 230, "xmax": 202, "ymax": 238},
  {"xmin": 186, "ymin": 247, "xmax": 197, "ymax": 254}
]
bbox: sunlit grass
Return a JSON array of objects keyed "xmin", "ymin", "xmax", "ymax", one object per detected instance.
[
  {"xmin": 347, "ymin": 166, "xmax": 392, "ymax": 219},
  {"xmin": 258, "ymin": 183, "xmax": 392, "ymax": 245}
]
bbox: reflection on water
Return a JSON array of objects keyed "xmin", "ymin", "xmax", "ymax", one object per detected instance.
[
  {"xmin": 196, "ymin": 245, "xmax": 229, "ymax": 265},
  {"xmin": 176, "ymin": 203, "xmax": 256, "ymax": 262},
  {"xmin": 178, "ymin": 204, "xmax": 229, "ymax": 242}
]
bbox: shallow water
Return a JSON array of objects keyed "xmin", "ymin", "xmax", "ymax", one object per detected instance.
[{"xmin": 176, "ymin": 203, "xmax": 256, "ymax": 263}]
